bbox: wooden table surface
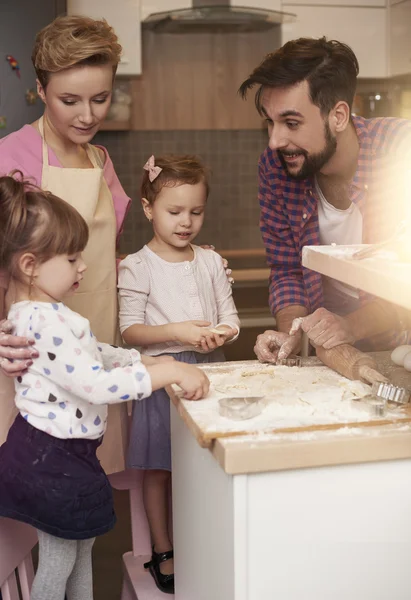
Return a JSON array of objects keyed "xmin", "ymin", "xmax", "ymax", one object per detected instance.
[{"xmin": 168, "ymin": 352, "xmax": 411, "ymax": 474}]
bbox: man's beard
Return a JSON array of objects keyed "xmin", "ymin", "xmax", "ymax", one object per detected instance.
[{"xmin": 278, "ymin": 120, "xmax": 337, "ymax": 181}]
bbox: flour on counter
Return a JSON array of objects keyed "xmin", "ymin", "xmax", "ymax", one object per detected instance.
[
  {"xmin": 176, "ymin": 364, "xmax": 406, "ymax": 436},
  {"xmin": 304, "ymin": 245, "xmax": 398, "ymax": 261}
]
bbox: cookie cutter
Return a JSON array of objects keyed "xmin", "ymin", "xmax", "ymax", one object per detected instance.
[
  {"xmin": 218, "ymin": 396, "xmax": 264, "ymax": 421},
  {"xmin": 371, "ymin": 382, "xmax": 410, "ymax": 405},
  {"xmin": 277, "ymin": 356, "xmax": 302, "ymax": 367}
]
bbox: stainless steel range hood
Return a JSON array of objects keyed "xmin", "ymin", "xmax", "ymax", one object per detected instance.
[{"xmin": 142, "ymin": 1, "xmax": 295, "ymax": 34}]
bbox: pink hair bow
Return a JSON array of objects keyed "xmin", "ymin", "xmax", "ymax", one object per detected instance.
[{"xmin": 143, "ymin": 155, "xmax": 162, "ymax": 182}]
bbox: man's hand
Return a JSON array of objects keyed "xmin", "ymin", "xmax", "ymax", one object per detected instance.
[
  {"xmin": 254, "ymin": 329, "xmax": 302, "ymax": 363},
  {"xmin": 297, "ymin": 308, "xmax": 356, "ymax": 349},
  {"xmin": 0, "ymin": 319, "xmax": 39, "ymax": 377}
]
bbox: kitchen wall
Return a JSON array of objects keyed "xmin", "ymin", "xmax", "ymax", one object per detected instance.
[
  {"xmin": 97, "ymin": 27, "xmax": 281, "ymax": 255},
  {"xmin": 98, "ymin": 27, "xmax": 403, "ymax": 256},
  {"xmin": 95, "ymin": 128, "xmax": 268, "ymax": 255},
  {"xmin": 0, "ymin": 0, "xmax": 66, "ymax": 137}
]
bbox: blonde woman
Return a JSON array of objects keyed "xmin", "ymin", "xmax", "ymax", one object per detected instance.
[{"xmin": 0, "ymin": 16, "xmax": 131, "ymax": 474}]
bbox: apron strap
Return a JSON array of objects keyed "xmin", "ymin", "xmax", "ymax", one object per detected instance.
[
  {"xmin": 38, "ymin": 115, "xmax": 102, "ymax": 176},
  {"xmin": 38, "ymin": 116, "xmax": 50, "ymax": 170},
  {"xmin": 86, "ymin": 145, "xmax": 104, "ymax": 169}
]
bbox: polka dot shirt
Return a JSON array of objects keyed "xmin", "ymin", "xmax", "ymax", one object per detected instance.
[{"xmin": 8, "ymin": 301, "xmax": 152, "ymax": 440}]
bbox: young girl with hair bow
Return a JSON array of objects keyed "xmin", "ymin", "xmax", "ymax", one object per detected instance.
[{"xmin": 118, "ymin": 154, "xmax": 240, "ymax": 594}]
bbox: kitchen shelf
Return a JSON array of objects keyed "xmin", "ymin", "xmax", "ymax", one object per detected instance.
[
  {"xmin": 99, "ymin": 120, "xmax": 131, "ymax": 131},
  {"xmin": 302, "ymin": 244, "xmax": 411, "ymax": 311}
]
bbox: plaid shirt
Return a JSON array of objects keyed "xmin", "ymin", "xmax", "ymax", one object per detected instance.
[{"xmin": 259, "ymin": 116, "xmax": 411, "ymax": 349}]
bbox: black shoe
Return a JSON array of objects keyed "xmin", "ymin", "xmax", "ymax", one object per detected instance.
[{"xmin": 144, "ymin": 548, "xmax": 175, "ymax": 594}]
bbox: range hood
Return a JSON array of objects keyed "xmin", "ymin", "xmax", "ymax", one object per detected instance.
[{"xmin": 142, "ymin": 1, "xmax": 295, "ymax": 34}]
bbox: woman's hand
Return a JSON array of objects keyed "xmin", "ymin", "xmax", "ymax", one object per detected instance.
[
  {"xmin": 0, "ymin": 319, "xmax": 39, "ymax": 377},
  {"xmin": 174, "ymin": 363, "xmax": 210, "ymax": 400},
  {"xmin": 200, "ymin": 245, "xmax": 234, "ymax": 284}
]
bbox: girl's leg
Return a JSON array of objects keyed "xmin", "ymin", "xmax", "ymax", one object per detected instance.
[
  {"xmin": 66, "ymin": 537, "xmax": 96, "ymax": 600},
  {"xmin": 30, "ymin": 530, "xmax": 77, "ymax": 600},
  {"xmin": 143, "ymin": 469, "xmax": 173, "ymax": 574}
]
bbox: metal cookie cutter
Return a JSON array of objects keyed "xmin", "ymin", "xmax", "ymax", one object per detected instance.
[
  {"xmin": 218, "ymin": 396, "xmax": 264, "ymax": 421},
  {"xmin": 276, "ymin": 356, "xmax": 302, "ymax": 367},
  {"xmin": 371, "ymin": 382, "xmax": 410, "ymax": 405}
]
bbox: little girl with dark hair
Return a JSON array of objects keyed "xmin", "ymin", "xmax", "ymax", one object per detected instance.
[{"xmin": 0, "ymin": 174, "xmax": 209, "ymax": 600}]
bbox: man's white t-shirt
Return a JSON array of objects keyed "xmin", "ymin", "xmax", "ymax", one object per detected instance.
[{"xmin": 315, "ymin": 178, "xmax": 363, "ymax": 308}]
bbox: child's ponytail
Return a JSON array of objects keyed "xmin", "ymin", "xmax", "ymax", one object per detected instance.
[
  {"xmin": 0, "ymin": 172, "xmax": 29, "ymax": 269},
  {"xmin": 0, "ymin": 173, "xmax": 89, "ymax": 278}
]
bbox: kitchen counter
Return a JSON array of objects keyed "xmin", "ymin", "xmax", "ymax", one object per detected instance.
[{"xmin": 169, "ymin": 353, "xmax": 411, "ymax": 600}]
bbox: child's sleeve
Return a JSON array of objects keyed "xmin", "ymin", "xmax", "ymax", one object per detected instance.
[
  {"xmin": 210, "ymin": 251, "xmax": 241, "ymax": 341},
  {"xmin": 118, "ymin": 255, "xmax": 149, "ymax": 334},
  {"xmin": 31, "ymin": 310, "xmax": 152, "ymax": 404}
]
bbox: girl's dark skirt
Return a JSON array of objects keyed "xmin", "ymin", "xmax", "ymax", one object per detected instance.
[{"xmin": 0, "ymin": 414, "xmax": 116, "ymax": 540}]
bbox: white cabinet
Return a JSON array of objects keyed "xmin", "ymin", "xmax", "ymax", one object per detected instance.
[
  {"xmin": 390, "ymin": 0, "xmax": 411, "ymax": 76},
  {"xmin": 67, "ymin": 0, "xmax": 142, "ymax": 76},
  {"xmin": 281, "ymin": 5, "xmax": 388, "ymax": 78}
]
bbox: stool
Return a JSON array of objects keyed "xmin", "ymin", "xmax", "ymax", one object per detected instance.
[
  {"xmin": 0, "ymin": 517, "xmax": 37, "ymax": 600},
  {"xmin": 110, "ymin": 469, "xmax": 174, "ymax": 600}
]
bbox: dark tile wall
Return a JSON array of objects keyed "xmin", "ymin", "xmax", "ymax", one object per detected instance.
[{"xmin": 94, "ymin": 129, "xmax": 268, "ymax": 255}]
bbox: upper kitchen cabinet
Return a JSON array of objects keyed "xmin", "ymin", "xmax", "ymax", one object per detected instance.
[
  {"xmin": 281, "ymin": 5, "xmax": 388, "ymax": 78},
  {"xmin": 390, "ymin": 0, "xmax": 411, "ymax": 76},
  {"xmin": 67, "ymin": 0, "xmax": 142, "ymax": 75}
]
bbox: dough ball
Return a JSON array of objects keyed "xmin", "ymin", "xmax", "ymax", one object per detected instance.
[
  {"xmin": 403, "ymin": 352, "xmax": 411, "ymax": 372},
  {"xmin": 391, "ymin": 345, "xmax": 411, "ymax": 366}
]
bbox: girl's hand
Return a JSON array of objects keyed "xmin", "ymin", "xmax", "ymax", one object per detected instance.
[
  {"xmin": 171, "ymin": 320, "xmax": 212, "ymax": 346},
  {"xmin": 0, "ymin": 319, "xmax": 39, "ymax": 377},
  {"xmin": 197, "ymin": 325, "xmax": 238, "ymax": 352},
  {"xmin": 174, "ymin": 363, "xmax": 210, "ymax": 400}
]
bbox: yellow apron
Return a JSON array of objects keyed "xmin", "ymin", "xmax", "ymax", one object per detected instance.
[{"xmin": 0, "ymin": 118, "xmax": 128, "ymax": 473}]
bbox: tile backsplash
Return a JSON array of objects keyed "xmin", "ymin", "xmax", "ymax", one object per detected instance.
[{"xmin": 94, "ymin": 129, "xmax": 267, "ymax": 256}]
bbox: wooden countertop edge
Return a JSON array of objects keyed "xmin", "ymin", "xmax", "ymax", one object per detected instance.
[{"xmin": 212, "ymin": 426, "xmax": 411, "ymax": 474}]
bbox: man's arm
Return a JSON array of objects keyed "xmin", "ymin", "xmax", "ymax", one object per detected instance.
[
  {"xmin": 259, "ymin": 159, "xmax": 309, "ymax": 317},
  {"xmin": 254, "ymin": 159, "xmax": 309, "ymax": 362},
  {"xmin": 298, "ymin": 299, "xmax": 401, "ymax": 349}
]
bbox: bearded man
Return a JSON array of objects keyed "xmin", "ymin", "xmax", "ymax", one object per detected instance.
[{"xmin": 239, "ymin": 37, "xmax": 411, "ymax": 363}]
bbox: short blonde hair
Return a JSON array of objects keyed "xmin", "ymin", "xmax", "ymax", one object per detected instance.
[{"xmin": 32, "ymin": 15, "xmax": 122, "ymax": 88}]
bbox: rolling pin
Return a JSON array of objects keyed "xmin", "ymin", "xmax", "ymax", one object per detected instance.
[{"xmin": 316, "ymin": 344, "xmax": 388, "ymax": 385}]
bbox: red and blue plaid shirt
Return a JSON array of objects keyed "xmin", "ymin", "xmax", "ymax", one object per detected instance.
[{"xmin": 259, "ymin": 116, "xmax": 411, "ymax": 348}]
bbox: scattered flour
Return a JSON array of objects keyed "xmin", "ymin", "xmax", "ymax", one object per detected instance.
[
  {"xmin": 175, "ymin": 364, "xmax": 406, "ymax": 436},
  {"xmin": 304, "ymin": 245, "xmax": 399, "ymax": 261}
]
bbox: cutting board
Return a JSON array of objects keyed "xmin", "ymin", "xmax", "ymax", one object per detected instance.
[{"xmin": 168, "ymin": 360, "xmax": 411, "ymax": 448}]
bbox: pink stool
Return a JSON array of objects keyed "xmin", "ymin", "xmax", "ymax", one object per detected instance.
[
  {"xmin": 0, "ymin": 517, "xmax": 37, "ymax": 600},
  {"xmin": 110, "ymin": 469, "xmax": 174, "ymax": 600}
]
